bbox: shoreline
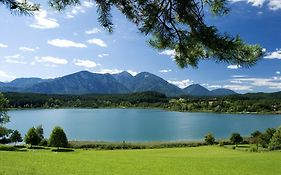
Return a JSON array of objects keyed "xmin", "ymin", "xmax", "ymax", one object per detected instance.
[{"xmin": 8, "ymin": 106, "xmax": 281, "ymax": 115}]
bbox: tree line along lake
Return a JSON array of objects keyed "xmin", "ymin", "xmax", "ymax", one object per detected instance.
[{"xmin": 6, "ymin": 108, "xmax": 281, "ymax": 142}]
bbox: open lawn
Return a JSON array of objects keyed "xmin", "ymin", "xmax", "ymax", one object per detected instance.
[{"xmin": 1, "ymin": 146, "xmax": 281, "ymax": 175}]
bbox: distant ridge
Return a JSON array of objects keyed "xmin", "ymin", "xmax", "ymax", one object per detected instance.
[
  {"xmin": 0, "ymin": 71, "xmax": 237, "ymax": 97},
  {"xmin": 183, "ymin": 84, "xmax": 211, "ymax": 96}
]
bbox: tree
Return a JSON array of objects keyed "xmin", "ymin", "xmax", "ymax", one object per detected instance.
[
  {"xmin": 35, "ymin": 125, "xmax": 44, "ymax": 142},
  {"xmin": 269, "ymin": 126, "xmax": 281, "ymax": 150},
  {"xmin": 261, "ymin": 128, "xmax": 276, "ymax": 147},
  {"xmin": 24, "ymin": 127, "xmax": 40, "ymax": 147},
  {"xmin": 250, "ymin": 130, "xmax": 262, "ymax": 150},
  {"xmin": 10, "ymin": 130, "xmax": 23, "ymax": 145},
  {"xmin": 230, "ymin": 133, "xmax": 243, "ymax": 147},
  {"xmin": 2, "ymin": 0, "xmax": 263, "ymax": 68},
  {"xmin": 204, "ymin": 133, "xmax": 215, "ymax": 145},
  {"xmin": 0, "ymin": 0, "xmax": 39, "ymax": 15},
  {"xmin": 0, "ymin": 93, "xmax": 12, "ymax": 143},
  {"xmin": 49, "ymin": 126, "xmax": 68, "ymax": 149}
]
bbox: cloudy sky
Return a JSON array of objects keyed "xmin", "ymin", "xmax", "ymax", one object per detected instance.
[{"xmin": 1, "ymin": 0, "xmax": 281, "ymax": 93}]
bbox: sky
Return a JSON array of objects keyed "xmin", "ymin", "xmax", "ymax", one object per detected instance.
[{"xmin": 1, "ymin": 0, "xmax": 281, "ymax": 93}]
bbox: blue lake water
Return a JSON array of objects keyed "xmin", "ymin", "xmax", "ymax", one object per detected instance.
[{"xmin": 7, "ymin": 108, "xmax": 281, "ymax": 142}]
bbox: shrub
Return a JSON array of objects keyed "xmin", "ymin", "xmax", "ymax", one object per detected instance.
[
  {"xmin": 49, "ymin": 126, "xmax": 68, "ymax": 149},
  {"xmin": 10, "ymin": 130, "xmax": 22, "ymax": 145},
  {"xmin": 204, "ymin": 133, "xmax": 215, "ymax": 145},
  {"xmin": 39, "ymin": 138, "xmax": 48, "ymax": 146},
  {"xmin": 0, "ymin": 144, "xmax": 16, "ymax": 151},
  {"xmin": 269, "ymin": 126, "xmax": 281, "ymax": 150},
  {"xmin": 250, "ymin": 130, "xmax": 262, "ymax": 150},
  {"xmin": 24, "ymin": 127, "xmax": 40, "ymax": 147},
  {"xmin": 261, "ymin": 128, "xmax": 276, "ymax": 148},
  {"xmin": 35, "ymin": 125, "xmax": 44, "ymax": 142},
  {"xmin": 230, "ymin": 133, "xmax": 243, "ymax": 146}
]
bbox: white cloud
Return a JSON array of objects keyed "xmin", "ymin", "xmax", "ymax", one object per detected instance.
[
  {"xmin": 268, "ymin": 0, "xmax": 281, "ymax": 10},
  {"xmin": 4, "ymin": 54, "xmax": 27, "ymax": 64},
  {"xmin": 48, "ymin": 39, "xmax": 87, "ymax": 48},
  {"xmin": 0, "ymin": 43, "xmax": 8, "ymax": 48},
  {"xmin": 0, "ymin": 70, "xmax": 16, "ymax": 82},
  {"xmin": 207, "ymin": 85, "xmax": 223, "ymax": 89},
  {"xmin": 94, "ymin": 69, "xmax": 123, "ymax": 74},
  {"xmin": 232, "ymin": 75, "xmax": 248, "ymax": 78},
  {"xmin": 264, "ymin": 49, "xmax": 281, "ymax": 59},
  {"xmin": 5, "ymin": 59, "xmax": 27, "ymax": 64},
  {"xmin": 19, "ymin": 46, "xmax": 36, "ymax": 52},
  {"xmin": 65, "ymin": 1, "xmax": 94, "ymax": 18},
  {"xmin": 223, "ymin": 84, "xmax": 253, "ymax": 91},
  {"xmin": 127, "ymin": 70, "xmax": 138, "ymax": 76},
  {"xmin": 168, "ymin": 79, "xmax": 194, "ymax": 89},
  {"xmin": 98, "ymin": 54, "xmax": 109, "ymax": 58},
  {"xmin": 230, "ymin": 0, "xmax": 281, "ymax": 10},
  {"xmin": 205, "ymin": 83, "xmax": 252, "ymax": 91},
  {"xmin": 159, "ymin": 49, "xmax": 176, "ymax": 58},
  {"xmin": 159, "ymin": 69, "xmax": 172, "ymax": 73},
  {"xmin": 87, "ymin": 38, "xmax": 107, "ymax": 47},
  {"xmin": 85, "ymin": 28, "xmax": 101, "ymax": 35},
  {"xmin": 30, "ymin": 10, "xmax": 59, "ymax": 29},
  {"xmin": 227, "ymin": 65, "xmax": 241, "ymax": 69},
  {"xmin": 35, "ymin": 56, "xmax": 68, "ymax": 65},
  {"xmin": 230, "ymin": 80, "xmax": 244, "ymax": 84},
  {"xmin": 248, "ymin": 0, "xmax": 266, "ymax": 6},
  {"xmin": 74, "ymin": 59, "xmax": 100, "ymax": 68},
  {"xmin": 4, "ymin": 54, "xmax": 22, "ymax": 59},
  {"xmin": 231, "ymin": 76, "xmax": 281, "ymax": 90},
  {"xmin": 277, "ymin": 71, "xmax": 280, "ymax": 74}
]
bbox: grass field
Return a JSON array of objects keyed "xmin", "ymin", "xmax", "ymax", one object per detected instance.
[{"xmin": 1, "ymin": 146, "xmax": 281, "ymax": 175}]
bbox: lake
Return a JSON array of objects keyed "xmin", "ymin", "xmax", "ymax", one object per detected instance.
[{"xmin": 7, "ymin": 108, "xmax": 281, "ymax": 142}]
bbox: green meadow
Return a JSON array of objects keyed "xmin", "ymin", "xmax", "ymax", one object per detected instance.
[{"xmin": 1, "ymin": 146, "xmax": 281, "ymax": 175}]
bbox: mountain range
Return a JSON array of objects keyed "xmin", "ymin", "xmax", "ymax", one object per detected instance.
[{"xmin": 0, "ymin": 71, "xmax": 237, "ymax": 97}]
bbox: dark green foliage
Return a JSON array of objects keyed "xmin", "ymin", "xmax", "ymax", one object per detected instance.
[
  {"xmin": 230, "ymin": 133, "xmax": 243, "ymax": 146},
  {"xmin": 204, "ymin": 133, "xmax": 215, "ymax": 145},
  {"xmin": 5, "ymin": 91, "xmax": 281, "ymax": 114},
  {"xmin": 0, "ymin": 93, "xmax": 11, "ymax": 144},
  {"xmin": 10, "ymin": 130, "xmax": 22, "ymax": 144},
  {"xmin": 39, "ymin": 139, "xmax": 48, "ymax": 146},
  {"xmin": 250, "ymin": 130, "xmax": 262, "ymax": 150},
  {"xmin": 0, "ymin": 144, "xmax": 17, "ymax": 151},
  {"xmin": 0, "ymin": 93, "xmax": 9, "ymax": 125},
  {"xmin": 4, "ymin": 91, "xmax": 168, "ymax": 109},
  {"xmin": 51, "ymin": 148, "xmax": 74, "ymax": 152},
  {"xmin": 49, "ymin": 0, "xmax": 80, "ymax": 11},
  {"xmin": 269, "ymin": 126, "xmax": 281, "ymax": 150},
  {"xmin": 49, "ymin": 126, "xmax": 68, "ymax": 149},
  {"xmin": 24, "ymin": 127, "xmax": 40, "ymax": 147},
  {"xmin": 35, "ymin": 125, "xmax": 44, "ymax": 141},
  {"xmin": 0, "ymin": 0, "xmax": 39, "ymax": 15},
  {"xmin": 0, "ymin": 126, "xmax": 12, "ymax": 144},
  {"xmin": 68, "ymin": 141, "xmax": 206, "ymax": 150},
  {"xmin": 261, "ymin": 128, "xmax": 276, "ymax": 147}
]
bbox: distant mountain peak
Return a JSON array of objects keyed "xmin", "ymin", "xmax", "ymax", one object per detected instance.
[
  {"xmin": 0, "ymin": 70, "xmax": 237, "ymax": 97},
  {"xmin": 183, "ymin": 84, "xmax": 211, "ymax": 96},
  {"xmin": 73, "ymin": 70, "xmax": 92, "ymax": 75},
  {"xmin": 117, "ymin": 71, "xmax": 133, "ymax": 77}
]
